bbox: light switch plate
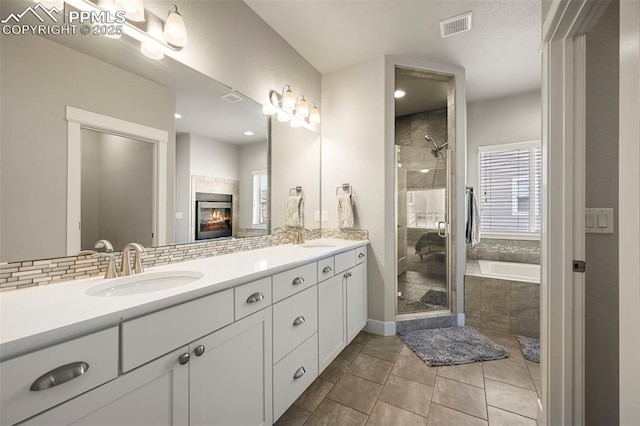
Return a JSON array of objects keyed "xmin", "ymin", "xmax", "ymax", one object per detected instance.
[
  {"xmin": 314, "ymin": 210, "xmax": 320, "ymax": 222},
  {"xmin": 321, "ymin": 210, "xmax": 328, "ymax": 222},
  {"xmin": 585, "ymin": 208, "xmax": 614, "ymax": 233}
]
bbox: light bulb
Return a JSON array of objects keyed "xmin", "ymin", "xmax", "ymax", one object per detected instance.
[
  {"xmin": 277, "ymin": 112, "xmax": 290, "ymax": 122},
  {"xmin": 164, "ymin": 5, "xmax": 188, "ymax": 47},
  {"xmin": 42, "ymin": 0, "xmax": 65, "ymax": 11},
  {"xmin": 262, "ymin": 105, "xmax": 277, "ymax": 116},
  {"xmin": 295, "ymin": 98, "xmax": 309, "ymax": 118},
  {"xmin": 394, "ymin": 90, "xmax": 406, "ymax": 98},
  {"xmin": 281, "ymin": 88, "xmax": 295, "ymax": 112},
  {"xmin": 140, "ymin": 40, "xmax": 164, "ymax": 60},
  {"xmin": 116, "ymin": 0, "xmax": 145, "ymax": 21},
  {"xmin": 309, "ymin": 106, "xmax": 320, "ymax": 124}
]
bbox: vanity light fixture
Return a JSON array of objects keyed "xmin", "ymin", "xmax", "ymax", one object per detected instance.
[
  {"xmin": 42, "ymin": 0, "xmax": 65, "ymax": 11},
  {"xmin": 263, "ymin": 85, "xmax": 320, "ymax": 129},
  {"xmin": 394, "ymin": 89, "xmax": 406, "ymax": 98},
  {"xmin": 164, "ymin": 4, "xmax": 188, "ymax": 47},
  {"xmin": 116, "ymin": 0, "xmax": 145, "ymax": 22},
  {"xmin": 174, "ymin": 113, "xmax": 182, "ymax": 119},
  {"xmin": 141, "ymin": 40, "xmax": 164, "ymax": 60}
]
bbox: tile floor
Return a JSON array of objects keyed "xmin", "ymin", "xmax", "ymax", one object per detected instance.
[{"xmin": 276, "ymin": 328, "xmax": 540, "ymax": 426}]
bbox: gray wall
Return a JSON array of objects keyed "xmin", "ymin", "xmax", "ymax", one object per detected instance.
[
  {"xmin": 0, "ymin": 35, "xmax": 175, "ymax": 262},
  {"xmin": 175, "ymin": 133, "xmax": 192, "ymax": 244},
  {"xmin": 585, "ymin": 1, "xmax": 620, "ymax": 424},
  {"xmin": 467, "ymin": 91, "xmax": 541, "ymax": 191}
]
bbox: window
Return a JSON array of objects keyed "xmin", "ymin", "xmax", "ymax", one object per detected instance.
[
  {"xmin": 479, "ymin": 141, "xmax": 541, "ymax": 235},
  {"xmin": 252, "ymin": 171, "xmax": 268, "ymax": 227}
]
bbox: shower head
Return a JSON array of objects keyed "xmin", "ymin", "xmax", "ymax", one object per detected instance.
[{"xmin": 424, "ymin": 135, "xmax": 434, "ymax": 142}]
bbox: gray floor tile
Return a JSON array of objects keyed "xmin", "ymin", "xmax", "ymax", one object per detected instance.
[
  {"xmin": 437, "ymin": 362, "xmax": 484, "ymax": 388},
  {"xmin": 353, "ymin": 331, "xmax": 374, "ymax": 345},
  {"xmin": 274, "ymin": 405, "xmax": 311, "ymax": 426},
  {"xmin": 427, "ymin": 403, "xmax": 488, "ymax": 426},
  {"xmin": 487, "ymin": 406, "xmax": 537, "ymax": 426},
  {"xmin": 338, "ymin": 342, "xmax": 365, "ymax": 362},
  {"xmin": 347, "ymin": 353, "xmax": 394, "ymax": 384},
  {"xmin": 391, "ymin": 353, "xmax": 437, "ymax": 387},
  {"xmin": 294, "ymin": 378, "xmax": 334, "ymax": 412},
  {"xmin": 366, "ymin": 401, "xmax": 427, "ymax": 426},
  {"xmin": 361, "ymin": 335, "xmax": 403, "ymax": 362},
  {"xmin": 432, "ymin": 376, "xmax": 488, "ymax": 420},
  {"xmin": 533, "ymin": 379, "xmax": 542, "ymax": 398},
  {"xmin": 483, "ymin": 359, "xmax": 535, "ymax": 390},
  {"xmin": 305, "ymin": 399, "xmax": 368, "ymax": 426},
  {"xmin": 485, "ymin": 379, "xmax": 539, "ymax": 419},
  {"xmin": 320, "ymin": 356, "xmax": 351, "ymax": 383},
  {"xmin": 379, "ymin": 374, "xmax": 434, "ymax": 417},
  {"xmin": 526, "ymin": 360, "xmax": 541, "ymax": 381},
  {"xmin": 326, "ymin": 373, "xmax": 383, "ymax": 415}
]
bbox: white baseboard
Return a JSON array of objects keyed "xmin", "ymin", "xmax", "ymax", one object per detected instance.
[
  {"xmin": 537, "ymin": 399, "xmax": 545, "ymax": 425},
  {"xmin": 456, "ymin": 313, "xmax": 465, "ymax": 326},
  {"xmin": 364, "ymin": 319, "xmax": 396, "ymax": 336}
]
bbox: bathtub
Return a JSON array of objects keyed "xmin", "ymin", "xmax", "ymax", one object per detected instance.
[{"xmin": 475, "ymin": 260, "xmax": 540, "ymax": 284}]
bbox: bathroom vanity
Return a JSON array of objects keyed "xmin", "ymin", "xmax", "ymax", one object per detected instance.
[{"xmin": 0, "ymin": 239, "xmax": 368, "ymax": 425}]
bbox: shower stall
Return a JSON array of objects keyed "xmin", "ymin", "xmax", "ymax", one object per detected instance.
[{"xmin": 395, "ymin": 66, "xmax": 456, "ymax": 317}]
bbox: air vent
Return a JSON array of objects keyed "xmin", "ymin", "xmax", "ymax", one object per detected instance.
[
  {"xmin": 220, "ymin": 92, "xmax": 244, "ymax": 103},
  {"xmin": 439, "ymin": 11, "xmax": 472, "ymax": 38}
]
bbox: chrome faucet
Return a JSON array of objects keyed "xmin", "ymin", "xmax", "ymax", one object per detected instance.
[
  {"xmin": 121, "ymin": 243, "xmax": 145, "ymax": 276},
  {"xmin": 273, "ymin": 227, "xmax": 312, "ymax": 245},
  {"xmin": 78, "ymin": 239, "xmax": 118, "ymax": 279}
]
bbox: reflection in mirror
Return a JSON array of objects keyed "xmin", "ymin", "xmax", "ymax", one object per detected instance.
[
  {"xmin": 270, "ymin": 120, "xmax": 321, "ymax": 231},
  {"xmin": 0, "ymin": 1, "xmax": 279, "ymax": 263},
  {"xmin": 81, "ymin": 130, "xmax": 154, "ymax": 252}
]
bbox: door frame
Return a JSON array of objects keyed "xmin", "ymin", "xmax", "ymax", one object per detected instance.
[
  {"xmin": 541, "ymin": 1, "xmax": 609, "ymax": 424},
  {"xmin": 66, "ymin": 106, "xmax": 168, "ymax": 254}
]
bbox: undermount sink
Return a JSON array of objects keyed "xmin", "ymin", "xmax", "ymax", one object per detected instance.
[
  {"xmin": 301, "ymin": 242, "xmax": 337, "ymax": 248},
  {"xmin": 86, "ymin": 270, "xmax": 203, "ymax": 297}
]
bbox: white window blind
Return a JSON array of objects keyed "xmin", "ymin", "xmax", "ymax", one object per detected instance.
[
  {"xmin": 252, "ymin": 171, "xmax": 268, "ymax": 226},
  {"xmin": 479, "ymin": 142, "xmax": 541, "ymax": 234}
]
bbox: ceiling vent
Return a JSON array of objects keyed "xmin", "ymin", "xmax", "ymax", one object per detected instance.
[
  {"xmin": 439, "ymin": 11, "xmax": 472, "ymax": 38},
  {"xmin": 220, "ymin": 92, "xmax": 244, "ymax": 103}
]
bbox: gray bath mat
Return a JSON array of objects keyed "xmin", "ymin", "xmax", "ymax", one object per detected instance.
[
  {"xmin": 398, "ymin": 326, "xmax": 508, "ymax": 366},
  {"xmin": 516, "ymin": 336, "xmax": 540, "ymax": 363},
  {"xmin": 419, "ymin": 289, "xmax": 447, "ymax": 307}
]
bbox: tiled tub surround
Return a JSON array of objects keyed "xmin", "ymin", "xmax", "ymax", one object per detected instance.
[
  {"xmin": 467, "ymin": 238, "xmax": 541, "ymax": 264},
  {"xmin": 0, "ymin": 229, "xmax": 368, "ymax": 291},
  {"xmin": 464, "ymin": 260, "xmax": 540, "ymax": 338}
]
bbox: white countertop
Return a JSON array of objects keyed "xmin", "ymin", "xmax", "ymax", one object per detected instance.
[{"xmin": 0, "ymin": 238, "xmax": 368, "ymax": 361}]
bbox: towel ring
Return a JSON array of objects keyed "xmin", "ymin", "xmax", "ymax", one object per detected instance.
[
  {"xmin": 289, "ymin": 186, "xmax": 304, "ymax": 197},
  {"xmin": 336, "ymin": 183, "xmax": 352, "ymax": 196}
]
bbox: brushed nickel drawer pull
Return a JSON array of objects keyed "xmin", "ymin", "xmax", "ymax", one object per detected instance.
[
  {"xmin": 30, "ymin": 361, "xmax": 89, "ymax": 391},
  {"xmin": 194, "ymin": 345, "xmax": 205, "ymax": 357},
  {"xmin": 246, "ymin": 292, "xmax": 265, "ymax": 304},
  {"xmin": 358, "ymin": 253, "xmax": 365, "ymax": 258},
  {"xmin": 293, "ymin": 366, "xmax": 306, "ymax": 379},
  {"xmin": 322, "ymin": 266, "xmax": 332, "ymax": 273},
  {"xmin": 293, "ymin": 316, "xmax": 306, "ymax": 326},
  {"xmin": 292, "ymin": 277, "xmax": 305, "ymax": 285},
  {"xmin": 178, "ymin": 353, "xmax": 190, "ymax": 365}
]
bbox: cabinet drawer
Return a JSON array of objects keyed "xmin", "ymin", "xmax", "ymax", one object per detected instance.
[
  {"xmin": 272, "ymin": 262, "xmax": 317, "ymax": 302},
  {"xmin": 121, "ymin": 289, "xmax": 233, "ymax": 372},
  {"xmin": 317, "ymin": 257, "xmax": 335, "ymax": 282},
  {"xmin": 355, "ymin": 246, "xmax": 367, "ymax": 264},
  {"xmin": 334, "ymin": 250, "xmax": 356, "ymax": 274},
  {"xmin": 273, "ymin": 286, "xmax": 318, "ymax": 363},
  {"xmin": 273, "ymin": 334, "xmax": 318, "ymax": 422},
  {"xmin": 0, "ymin": 327, "xmax": 119, "ymax": 426},
  {"xmin": 234, "ymin": 277, "xmax": 272, "ymax": 321}
]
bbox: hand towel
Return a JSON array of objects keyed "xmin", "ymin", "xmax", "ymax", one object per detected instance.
[
  {"xmin": 465, "ymin": 190, "xmax": 480, "ymax": 246},
  {"xmin": 337, "ymin": 193, "xmax": 355, "ymax": 229},
  {"xmin": 286, "ymin": 195, "xmax": 302, "ymax": 227}
]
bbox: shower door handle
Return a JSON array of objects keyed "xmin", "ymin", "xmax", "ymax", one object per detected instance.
[{"xmin": 437, "ymin": 221, "xmax": 447, "ymax": 238}]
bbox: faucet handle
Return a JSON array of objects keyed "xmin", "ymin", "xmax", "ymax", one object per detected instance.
[
  {"xmin": 95, "ymin": 253, "xmax": 118, "ymax": 279},
  {"xmin": 78, "ymin": 249, "xmax": 98, "ymax": 256},
  {"xmin": 94, "ymin": 239, "xmax": 114, "ymax": 252}
]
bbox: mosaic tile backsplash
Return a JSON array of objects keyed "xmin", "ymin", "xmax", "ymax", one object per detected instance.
[
  {"xmin": 466, "ymin": 238, "xmax": 540, "ymax": 264},
  {"xmin": 0, "ymin": 229, "xmax": 369, "ymax": 291}
]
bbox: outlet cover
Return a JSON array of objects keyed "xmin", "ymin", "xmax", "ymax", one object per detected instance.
[
  {"xmin": 322, "ymin": 210, "xmax": 328, "ymax": 222},
  {"xmin": 314, "ymin": 210, "xmax": 320, "ymax": 222},
  {"xmin": 175, "ymin": 212, "xmax": 184, "ymax": 220}
]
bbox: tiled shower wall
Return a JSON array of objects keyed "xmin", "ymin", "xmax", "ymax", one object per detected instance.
[
  {"xmin": 466, "ymin": 238, "xmax": 540, "ymax": 264},
  {"xmin": 0, "ymin": 229, "xmax": 368, "ymax": 291}
]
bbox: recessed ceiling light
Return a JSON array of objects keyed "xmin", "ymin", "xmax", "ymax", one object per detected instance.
[
  {"xmin": 174, "ymin": 113, "xmax": 182, "ymax": 119},
  {"xmin": 420, "ymin": 169, "xmax": 430, "ymax": 174},
  {"xmin": 244, "ymin": 131, "xmax": 254, "ymax": 136},
  {"xmin": 394, "ymin": 90, "xmax": 406, "ymax": 98}
]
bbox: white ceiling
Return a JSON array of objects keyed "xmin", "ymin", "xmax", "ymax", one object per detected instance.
[{"xmin": 245, "ymin": 0, "xmax": 542, "ymax": 103}]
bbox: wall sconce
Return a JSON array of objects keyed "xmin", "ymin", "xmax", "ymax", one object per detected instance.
[
  {"xmin": 116, "ymin": 0, "xmax": 144, "ymax": 22},
  {"xmin": 164, "ymin": 4, "xmax": 188, "ymax": 47},
  {"xmin": 264, "ymin": 85, "xmax": 320, "ymax": 129},
  {"xmin": 42, "ymin": 0, "xmax": 65, "ymax": 10}
]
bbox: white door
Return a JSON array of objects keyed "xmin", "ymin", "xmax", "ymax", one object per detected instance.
[
  {"xmin": 346, "ymin": 263, "xmax": 367, "ymax": 342},
  {"xmin": 189, "ymin": 308, "xmax": 273, "ymax": 426},
  {"xmin": 318, "ymin": 274, "xmax": 347, "ymax": 372},
  {"xmin": 23, "ymin": 347, "xmax": 189, "ymax": 426}
]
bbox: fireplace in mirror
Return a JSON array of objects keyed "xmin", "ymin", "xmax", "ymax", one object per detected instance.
[{"xmin": 195, "ymin": 193, "xmax": 232, "ymax": 240}]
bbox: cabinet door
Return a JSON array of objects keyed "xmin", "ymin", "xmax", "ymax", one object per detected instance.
[
  {"xmin": 23, "ymin": 347, "xmax": 190, "ymax": 426},
  {"xmin": 190, "ymin": 307, "xmax": 273, "ymax": 426},
  {"xmin": 346, "ymin": 262, "xmax": 367, "ymax": 342},
  {"xmin": 318, "ymin": 274, "xmax": 346, "ymax": 372}
]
